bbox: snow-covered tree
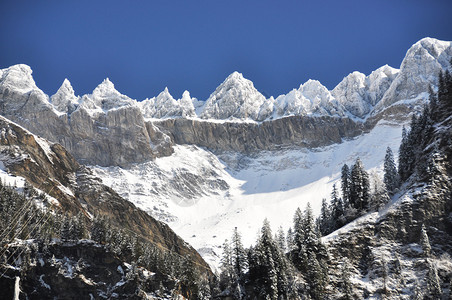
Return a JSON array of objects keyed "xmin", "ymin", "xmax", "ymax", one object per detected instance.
[
  {"xmin": 219, "ymin": 239, "xmax": 234, "ymax": 292},
  {"xmin": 319, "ymin": 198, "xmax": 332, "ymax": 235},
  {"xmin": 369, "ymin": 171, "xmax": 390, "ymax": 211},
  {"xmin": 340, "ymin": 258, "xmax": 353, "ymax": 300},
  {"xmin": 420, "ymin": 224, "xmax": 431, "ymax": 257},
  {"xmin": 349, "ymin": 158, "xmax": 370, "ymax": 212},
  {"xmin": 384, "ymin": 147, "xmax": 399, "ymax": 195},
  {"xmin": 231, "ymin": 227, "xmax": 247, "ymax": 278},
  {"xmin": 382, "ymin": 259, "xmax": 389, "ymax": 296},
  {"xmin": 275, "ymin": 226, "xmax": 286, "ymax": 253},
  {"xmin": 330, "ymin": 183, "xmax": 344, "ymax": 230},
  {"xmin": 286, "ymin": 227, "xmax": 294, "ymax": 252},
  {"xmin": 307, "ymin": 251, "xmax": 326, "ymax": 300},
  {"xmin": 248, "ymin": 219, "xmax": 289, "ymax": 299},
  {"xmin": 91, "ymin": 214, "xmax": 109, "ymax": 244},
  {"xmin": 426, "ymin": 260, "xmax": 442, "ymax": 299},
  {"xmin": 341, "ymin": 164, "xmax": 351, "ymax": 206},
  {"xmin": 398, "ymin": 126, "xmax": 412, "ymax": 182},
  {"xmin": 412, "ymin": 279, "xmax": 423, "ymax": 300}
]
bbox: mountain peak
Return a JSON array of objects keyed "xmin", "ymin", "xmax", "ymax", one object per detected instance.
[
  {"xmin": 201, "ymin": 71, "xmax": 266, "ymax": 120},
  {"xmin": 0, "ymin": 64, "xmax": 37, "ymax": 92},
  {"xmin": 157, "ymin": 87, "xmax": 173, "ymax": 100},
  {"xmin": 226, "ymin": 71, "xmax": 244, "ymax": 81},
  {"xmin": 92, "ymin": 78, "xmax": 121, "ymax": 98}
]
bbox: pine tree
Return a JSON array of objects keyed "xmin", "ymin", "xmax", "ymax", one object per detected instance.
[
  {"xmin": 91, "ymin": 214, "xmax": 109, "ymax": 244},
  {"xmin": 307, "ymin": 251, "xmax": 326, "ymax": 300},
  {"xmin": 341, "ymin": 258, "xmax": 353, "ymax": 300},
  {"xmin": 341, "ymin": 164, "xmax": 351, "ymax": 206},
  {"xmin": 420, "ymin": 224, "xmax": 431, "ymax": 257},
  {"xmin": 426, "ymin": 260, "xmax": 442, "ymax": 299},
  {"xmin": 384, "ymin": 147, "xmax": 399, "ymax": 195},
  {"xmin": 428, "ymin": 85, "xmax": 438, "ymax": 122},
  {"xmin": 180, "ymin": 255, "xmax": 200, "ymax": 299},
  {"xmin": 319, "ymin": 198, "xmax": 332, "ymax": 235},
  {"xmin": 369, "ymin": 171, "xmax": 390, "ymax": 211},
  {"xmin": 349, "ymin": 158, "xmax": 370, "ymax": 213},
  {"xmin": 292, "ymin": 208, "xmax": 304, "ymax": 269},
  {"xmin": 286, "ymin": 227, "xmax": 294, "ymax": 252},
  {"xmin": 249, "ymin": 219, "xmax": 289, "ymax": 299},
  {"xmin": 275, "ymin": 226, "xmax": 286, "ymax": 253},
  {"xmin": 330, "ymin": 183, "xmax": 344, "ymax": 230},
  {"xmin": 231, "ymin": 227, "xmax": 247, "ymax": 278},
  {"xmin": 398, "ymin": 126, "xmax": 411, "ymax": 182},
  {"xmin": 382, "ymin": 259, "xmax": 389, "ymax": 296},
  {"xmin": 219, "ymin": 239, "xmax": 234, "ymax": 292},
  {"xmin": 412, "ymin": 279, "xmax": 423, "ymax": 300}
]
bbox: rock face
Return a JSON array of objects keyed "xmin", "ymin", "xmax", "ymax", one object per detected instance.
[
  {"xmin": 0, "ymin": 115, "xmax": 209, "ymax": 270},
  {"xmin": 152, "ymin": 116, "xmax": 366, "ymax": 153},
  {"xmin": 0, "ymin": 38, "xmax": 451, "ymax": 167}
]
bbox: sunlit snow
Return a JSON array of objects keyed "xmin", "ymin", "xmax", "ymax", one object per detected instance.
[{"xmin": 92, "ymin": 120, "xmax": 404, "ymax": 269}]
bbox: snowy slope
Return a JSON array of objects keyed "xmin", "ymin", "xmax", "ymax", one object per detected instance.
[{"xmin": 92, "ymin": 119, "xmax": 404, "ymax": 269}]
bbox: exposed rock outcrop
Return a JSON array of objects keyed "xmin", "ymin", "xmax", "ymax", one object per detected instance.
[
  {"xmin": 0, "ymin": 115, "xmax": 209, "ymax": 270},
  {"xmin": 151, "ymin": 116, "xmax": 366, "ymax": 153}
]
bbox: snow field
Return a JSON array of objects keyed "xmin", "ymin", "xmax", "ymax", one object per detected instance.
[{"xmin": 92, "ymin": 121, "xmax": 404, "ymax": 269}]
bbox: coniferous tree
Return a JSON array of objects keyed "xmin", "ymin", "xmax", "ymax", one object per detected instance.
[
  {"xmin": 420, "ymin": 224, "xmax": 431, "ymax": 257},
  {"xmin": 341, "ymin": 164, "xmax": 351, "ymax": 207},
  {"xmin": 91, "ymin": 215, "xmax": 109, "ymax": 244},
  {"xmin": 349, "ymin": 158, "xmax": 370, "ymax": 213},
  {"xmin": 286, "ymin": 227, "xmax": 294, "ymax": 252},
  {"xmin": 428, "ymin": 85, "xmax": 438, "ymax": 122},
  {"xmin": 307, "ymin": 251, "xmax": 326, "ymax": 300},
  {"xmin": 275, "ymin": 226, "xmax": 287, "ymax": 253},
  {"xmin": 426, "ymin": 260, "xmax": 442, "ymax": 299},
  {"xmin": 330, "ymin": 183, "xmax": 344, "ymax": 231},
  {"xmin": 412, "ymin": 279, "xmax": 423, "ymax": 300},
  {"xmin": 319, "ymin": 198, "xmax": 332, "ymax": 235},
  {"xmin": 341, "ymin": 258, "xmax": 353, "ymax": 300},
  {"xmin": 231, "ymin": 227, "xmax": 247, "ymax": 279},
  {"xmin": 398, "ymin": 126, "xmax": 411, "ymax": 182},
  {"xmin": 369, "ymin": 171, "xmax": 390, "ymax": 211},
  {"xmin": 219, "ymin": 239, "xmax": 234, "ymax": 292},
  {"xmin": 291, "ymin": 208, "xmax": 304, "ymax": 269},
  {"xmin": 384, "ymin": 147, "xmax": 399, "ymax": 195},
  {"xmin": 382, "ymin": 259, "xmax": 389, "ymax": 296},
  {"xmin": 249, "ymin": 219, "xmax": 289, "ymax": 299},
  {"xmin": 180, "ymin": 255, "xmax": 200, "ymax": 299}
]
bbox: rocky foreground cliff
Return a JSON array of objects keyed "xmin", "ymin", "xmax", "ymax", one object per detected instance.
[{"xmin": 0, "ymin": 115, "xmax": 212, "ymax": 298}]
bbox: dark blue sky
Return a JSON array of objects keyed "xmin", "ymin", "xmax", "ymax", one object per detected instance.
[{"xmin": 1, "ymin": 0, "xmax": 451, "ymax": 101}]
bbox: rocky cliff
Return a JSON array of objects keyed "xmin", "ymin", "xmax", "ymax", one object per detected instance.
[
  {"xmin": 0, "ymin": 115, "xmax": 209, "ymax": 270},
  {"xmin": 151, "ymin": 116, "xmax": 365, "ymax": 153}
]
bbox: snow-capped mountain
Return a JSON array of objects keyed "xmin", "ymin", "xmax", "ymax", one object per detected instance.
[
  {"xmin": 140, "ymin": 88, "xmax": 196, "ymax": 119},
  {"xmin": 200, "ymin": 71, "xmax": 268, "ymax": 120},
  {"xmin": 274, "ymin": 79, "xmax": 343, "ymax": 118},
  {"xmin": 50, "ymin": 78, "xmax": 79, "ymax": 114},
  {"xmin": 1, "ymin": 37, "xmax": 452, "ymax": 271},
  {"xmin": 331, "ymin": 65, "xmax": 399, "ymax": 118}
]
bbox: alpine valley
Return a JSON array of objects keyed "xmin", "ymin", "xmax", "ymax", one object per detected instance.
[{"xmin": 0, "ymin": 37, "xmax": 452, "ymax": 299}]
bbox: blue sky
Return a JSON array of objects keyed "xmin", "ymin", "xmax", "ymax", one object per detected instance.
[{"xmin": 1, "ymin": 0, "xmax": 451, "ymax": 101}]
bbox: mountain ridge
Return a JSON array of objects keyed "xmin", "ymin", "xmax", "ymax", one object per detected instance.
[{"xmin": 1, "ymin": 38, "xmax": 450, "ymax": 167}]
